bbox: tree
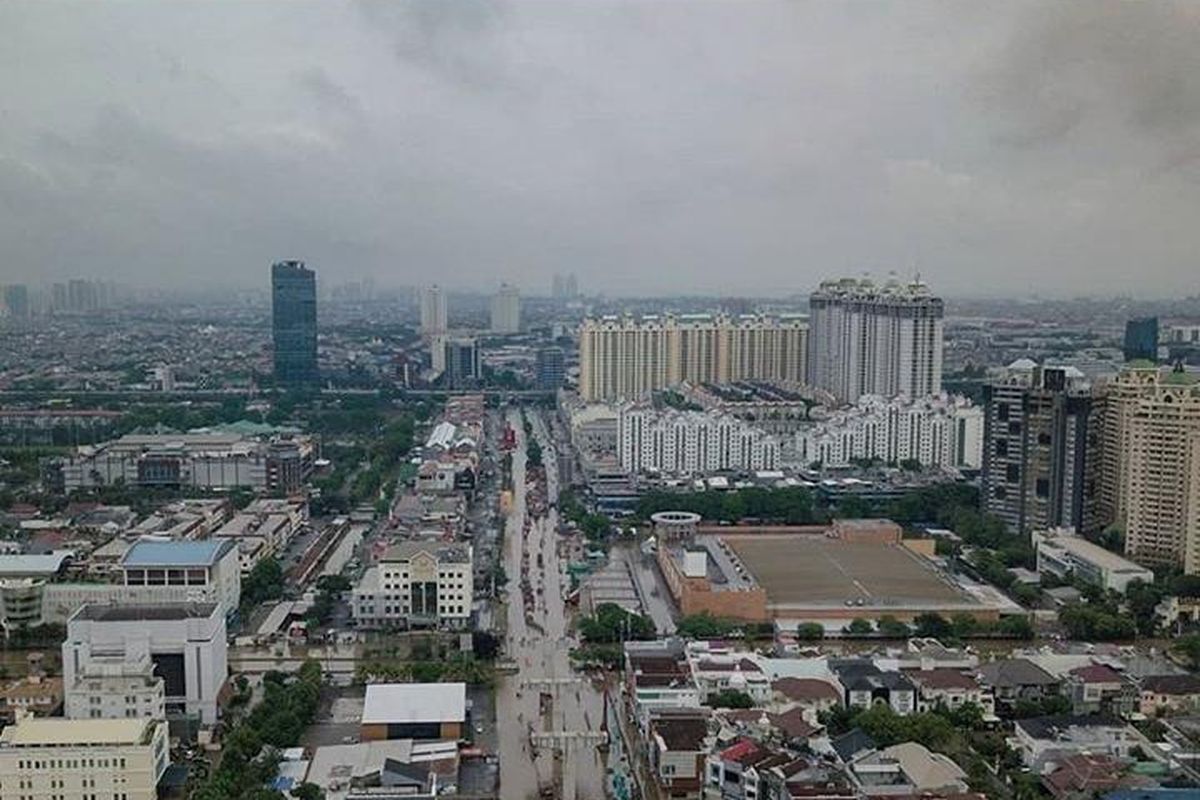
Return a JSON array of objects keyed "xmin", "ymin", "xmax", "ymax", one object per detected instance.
[
  {"xmin": 876, "ymin": 616, "xmax": 911, "ymax": 638},
  {"xmin": 293, "ymin": 784, "xmax": 324, "ymax": 800},
  {"xmin": 796, "ymin": 623, "xmax": 824, "ymax": 641},
  {"xmin": 912, "ymin": 613, "xmax": 952, "ymax": 639},
  {"xmin": 1174, "ymin": 634, "xmax": 1200, "ymax": 670},
  {"xmin": 241, "ymin": 558, "xmax": 286, "ymax": 607},
  {"xmin": 997, "ymin": 615, "xmax": 1035, "ymax": 640},
  {"xmin": 1059, "ymin": 605, "xmax": 1136, "ymax": 641},
  {"xmin": 677, "ymin": 613, "xmax": 736, "ymax": 639},
  {"xmin": 707, "ymin": 690, "xmax": 754, "ymax": 709},
  {"xmin": 578, "ymin": 603, "xmax": 655, "ymax": 643},
  {"xmin": 844, "ymin": 618, "xmax": 873, "ymax": 636}
]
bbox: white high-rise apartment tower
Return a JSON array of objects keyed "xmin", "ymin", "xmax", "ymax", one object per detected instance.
[
  {"xmin": 490, "ymin": 283, "xmax": 521, "ymax": 334},
  {"xmin": 807, "ymin": 276, "xmax": 944, "ymax": 404},
  {"xmin": 420, "ymin": 285, "xmax": 448, "ymax": 335}
]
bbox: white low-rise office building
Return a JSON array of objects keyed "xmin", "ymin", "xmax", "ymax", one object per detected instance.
[
  {"xmin": 352, "ymin": 542, "xmax": 473, "ymax": 629},
  {"xmin": 62, "ymin": 603, "xmax": 227, "ymax": 726},
  {"xmin": 0, "ymin": 717, "xmax": 170, "ymax": 800},
  {"xmin": 1032, "ymin": 528, "xmax": 1154, "ymax": 594}
]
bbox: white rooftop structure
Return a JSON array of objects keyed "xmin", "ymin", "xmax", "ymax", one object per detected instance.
[{"xmin": 361, "ymin": 683, "xmax": 466, "ymax": 725}]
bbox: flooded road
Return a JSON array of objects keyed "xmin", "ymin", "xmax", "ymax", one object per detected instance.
[{"xmin": 496, "ymin": 409, "xmax": 607, "ymax": 800}]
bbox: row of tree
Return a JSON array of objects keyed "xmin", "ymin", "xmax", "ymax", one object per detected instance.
[{"xmin": 192, "ymin": 661, "xmax": 323, "ymax": 800}]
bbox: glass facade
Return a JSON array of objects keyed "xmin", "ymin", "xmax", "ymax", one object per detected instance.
[{"xmin": 271, "ymin": 260, "xmax": 318, "ymax": 385}]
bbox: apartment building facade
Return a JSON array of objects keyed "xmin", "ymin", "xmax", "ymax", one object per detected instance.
[
  {"xmin": 981, "ymin": 361, "xmax": 1104, "ymax": 535},
  {"xmin": 807, "ymin": 277, "xmax": 943, "ymax": 404},
  {"xmin": 618, "ymin": 405, "xmax": 780, "ymax": 474},
  {"xmin": 578, "ymin": 313, "xmax": 808, "ymax": 402},
  {"xmin": 1100, "ymin": 366, "xmax": 1200, "ymax": 573}
]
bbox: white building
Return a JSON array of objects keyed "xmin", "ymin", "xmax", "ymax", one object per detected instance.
[
  {"xmin": 119, "ymin": 540, "xmax": 241, "ymax": 617},
  {"xmin": 419, "ymin": 285, "xmax": 447, "ymax": 336},
  {"xmin": 352, "ymin": 542, "xmax": 473, "ymax": 629},
  {"xmin": 57, "ymin": 431, "xmax": 314, "ymax": 493},
  {"xmin": 489, "ymin": 283, "xmax": 520, "ymax": 334},
  {"xmin": 618, "ymin": 405, "xmax": 780, "ymax": 474},
  {"xmin": 1032, "ymin": 528, "xmax": 1154, "ymax": 594},
  {"xmin": 0, "ymin": 717, "xmax": 170, "ymax": 800},
  {"xmin": 794, "ymin": 393, "xmax": 982, "ymax": 470},
  {"xmin": 6, "ymin": 540, "xmax": 243, "ymax": 629},
  {"xmin": 807, "ymin": 277, "xmax": 944, "ymax": 404},
  {"xmin": 62, "ymin": 603, "xmax": 227, "ymax": 726}
]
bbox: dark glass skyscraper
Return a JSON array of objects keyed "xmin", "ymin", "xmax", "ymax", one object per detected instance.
[
  {"xmin": 271, "ymin": 261, "xmax": 317, "ymax": 386},
  {"xmin": 1123, "ymin": 317, "xmax": 1159, "ymax": 362}
]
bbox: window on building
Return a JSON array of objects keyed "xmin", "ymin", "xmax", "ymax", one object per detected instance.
[
  {"xmin": 1006, "ymin": 464, "xmax": 1020, "ymax": 482},
  {"xmin": 1036, "ymin": 478, "xmax": 1050, "ymax": 498}
]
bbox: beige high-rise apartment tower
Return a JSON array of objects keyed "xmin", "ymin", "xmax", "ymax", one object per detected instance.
[
  {"xmin": 1100, "ymin": 365, "xmax": 1200, "ymax": 574},
  {"xmin": 578, "ymin": 313, "xmax": 808, "ymax": 402}
]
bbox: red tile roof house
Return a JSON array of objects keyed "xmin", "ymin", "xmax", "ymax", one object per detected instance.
[
  {"xmin": 1041, "ymin": 753, "xmax": 1142, "ymax": 799},
  {"xmin": 905, "ymin": 668, "xmax": 996, "ymax": 719},
  {"xmin": 706, "ymin": 738, "xmax": 787, "ymax": 800},
  {"xmin": 1139, "ymin": 673, "xmax": 1200, "ymax": 716}
]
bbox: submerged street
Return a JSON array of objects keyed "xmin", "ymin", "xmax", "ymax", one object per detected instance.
[{"xmin": 495, "ymin": 409, "xmax": 607, "ymax": 800}]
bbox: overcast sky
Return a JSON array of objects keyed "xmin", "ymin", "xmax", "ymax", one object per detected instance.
[{"xmin": 1, "ymin": 1, "xmax": 1199, "ymax": 298}]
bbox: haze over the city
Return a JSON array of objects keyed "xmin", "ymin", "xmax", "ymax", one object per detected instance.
[{"xmin": 2, "ymin": 1, "xmax": 1199, "ymax": 297}]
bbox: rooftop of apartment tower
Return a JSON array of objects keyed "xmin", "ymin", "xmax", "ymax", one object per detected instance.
[{"xmin": 812, "ymin": 276, "xmax": 937, "ymax": 298}]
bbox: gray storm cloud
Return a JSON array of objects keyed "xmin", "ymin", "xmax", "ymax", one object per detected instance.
[{"xmin": 0, "ymin": 0, "xmax": 1196, "ymax": 297}]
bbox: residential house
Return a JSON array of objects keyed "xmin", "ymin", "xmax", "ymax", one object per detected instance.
[
  {"xmin": 769, "ymin": 678, "xmax": 842, "ymax": 722},
  {"xmin": 1011, "ymin": 715, "xmax": 1135, "ymax": 771},
  {"xmin": 0, "ymin": 675, "xmax": 63, "ymax": 724},
  {"xmin": 625, "ymin": 641, "xmax": 701, "ymax": 730},
  {"xmin": 906, "ymin": 668, "xmax": 996, "ymax": 719},
  {"xmin": 1042, "ymin": 754, "xmax": 1137, "ymax": 799},
  {"xmin": 830, "ymin": 660, "xmax": 916, "ymax": 716},
  {"xmin": 648, "ymin": 710, "xmax": 712, "ymax": 799},
  {"xmin": 1139, "ymin": 674, "xmax": 1200, "ymax": 717},
  {"xmin": 705, "ymin": 739, "xmax": 797, "ymax": 800},
  {"xmin": 848, "ymin": 741, "xmax": 970, "ymax": 797},
  {"xmin": 978, "ymin": 658, "xmax": 1061, "ymax": 712},
  {"xmin": 692, "ymin": 655, "xmax": 772, "ymax": 705},
  {"xmin": 1064, "ymin": 664, "xmax": 1137, "ymax": 717}
]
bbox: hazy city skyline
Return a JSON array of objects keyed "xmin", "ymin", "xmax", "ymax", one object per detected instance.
[{"xmin": 2, "ymin": 2, "xmax": 1199, "ymax": 297}]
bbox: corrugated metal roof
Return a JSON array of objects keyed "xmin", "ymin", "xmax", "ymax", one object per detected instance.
[
  {"xmin": 122, "ymin": 538, "xmax": 234, "ymax": 567},
  {"xmin": 362, "ymin": 682, "xmax": 466, "ymax": 724}
]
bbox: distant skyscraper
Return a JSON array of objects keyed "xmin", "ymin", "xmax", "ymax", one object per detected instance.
[
  {"xmin": 535, "ymin": 346, "xmax": 565, "ymax": 391},
  {"xmin": 490, "ymin": 283, "xmax": 521, "ymax": 334},
  {"xmin": 551, "ymin": 273, "xmax": 579, "ymax": 300},
  {"xmin": 443, "ymin": 337, "xmax": 480, "ymax": 389},
  {"xmin": 3, "ymin": 285, "xmax": 29, "ymax": 319},
  {"xmin": 807, "ymin": 276, "xmax": 944, "ymax": 404},
  {"xmin": 51, "ymin": 283, "xmax": 67, "ymax": 313},
  {"xmin": 578, "ymin": 313, "xmax": 808, "ymax": 401},
  {"xmin": 420, "ymin": 285, "xmax": 448, "ymax": 335},
  {"xmin": 271, "ymin": 260, "xmax": 318, "ymax": 386},
  {"xmin": 981, "ymin": 361, "xmax": 1103, "ymax": 535},
  {"xmin": 1123, "ymin": 317, "xmax": 1159, "ymax": 362}
]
